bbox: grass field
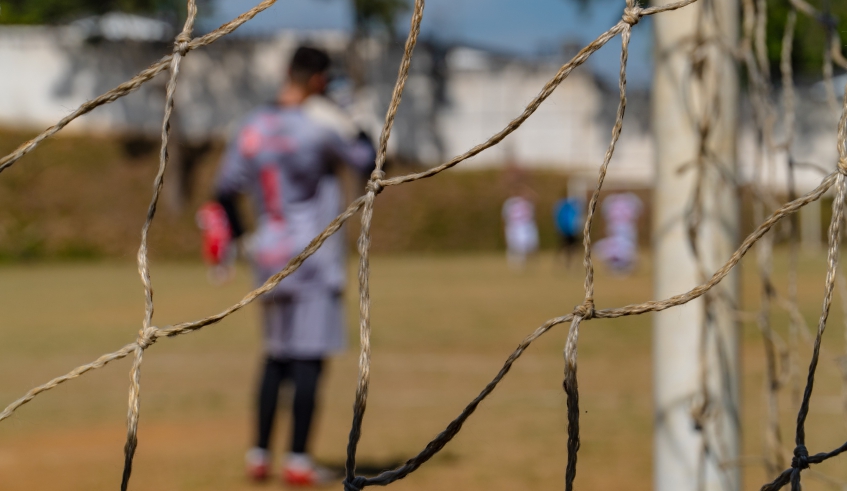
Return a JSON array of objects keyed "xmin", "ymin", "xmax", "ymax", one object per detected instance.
[{"xmin": 2, "ymin": 251, "xmax": 847, "ymax": 490}]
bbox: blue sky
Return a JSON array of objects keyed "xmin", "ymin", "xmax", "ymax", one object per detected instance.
[{"xmin": 200, "ymin": 0, "xmax": 654, "ymax": 87}]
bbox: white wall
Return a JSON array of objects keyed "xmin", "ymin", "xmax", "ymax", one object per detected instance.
[{"xmin": 438, "ymin": 48, "xmax": 654, "ymax": 186}]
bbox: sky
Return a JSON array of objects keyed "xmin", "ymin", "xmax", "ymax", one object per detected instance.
[{"xmin": 199, "ymin": 0, "xmax": 655, "ymax": 87}]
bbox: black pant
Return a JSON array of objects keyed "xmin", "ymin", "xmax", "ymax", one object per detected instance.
[{"xmin": 256, "ymin": 357, "xmax": 324, "ymax": 454}]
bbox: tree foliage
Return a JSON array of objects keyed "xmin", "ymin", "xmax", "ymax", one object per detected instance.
[
  {"xmin": 352, "ymin": 0, "xmax": 410, "ymax": 34},
  {"xmin": 765, "ymin": 0, "xmax": 847, "ymax": 77},
  {"xmin": 0, "ymin": 0, "xmax": 411, "ymax": 33},
  {"xmin": 0, "ymin": 0, "xmax": 182, "ymax": 24}
]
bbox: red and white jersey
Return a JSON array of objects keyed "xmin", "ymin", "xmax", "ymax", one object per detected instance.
[{"xmin": 215, "ymin": 96, "xmax": 375, "ymax": 293}]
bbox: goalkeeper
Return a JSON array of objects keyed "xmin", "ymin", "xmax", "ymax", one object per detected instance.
[{"xmin": 201, "ymin": 46, "xmax": 375, "ymax": 486}]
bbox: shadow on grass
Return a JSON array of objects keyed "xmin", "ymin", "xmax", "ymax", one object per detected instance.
[
  {"xmin": 319, "ymin": 451, "xmax": 460, "ymax": 481},
  {"xmin": 321, "ymin": 459, "xmax": 405, "ymax": 477}
]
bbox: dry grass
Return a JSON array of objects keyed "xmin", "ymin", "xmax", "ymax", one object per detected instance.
[
  {"xmin": 1, "ymin": 251, "xmax": 847, "ymax": 490},
  {"xmin": 0, "ymin": 128, "xmax": 654, "ymax": 260}
]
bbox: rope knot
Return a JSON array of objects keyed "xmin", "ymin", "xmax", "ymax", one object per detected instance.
[
  {"xmin": 573, "ymin": 299, "xmax": 595, "ymax": 320},
  {"xmin": 622, "ymin": 5, "xmax": 643, "ymax": 26},
  {"xmin": 367, "ymin": 170, "xmax": 386, "ymax": 195},
  {"xmin": 136, "ymin": 326, "xmax": 158, "ymax": 350},
  {"xmin": 343, "ymin": 476, "xmax": 367, "ymax": 491},
  {"xmin": 838, "ymin": 158, "xmax": 847, "ymax": 176},
  {"xmin": 792, "ymin": 445, "xmax": 809, "ymax": 470},
  {"xmin": 174, "ymin": 33, "xmax": 191, "ymax": 56}
]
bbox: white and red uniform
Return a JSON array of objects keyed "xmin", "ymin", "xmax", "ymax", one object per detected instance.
[
  {"xmin": 502, "ymin": 196, "xmax": 539, "ymax": 266},
  {"xmin": 595, "ymin": 192, "xmax": 642, "ymax": 273},
  {"xmin": 214, "ymin": 96, "xmax": 375, "ymax": 359}
]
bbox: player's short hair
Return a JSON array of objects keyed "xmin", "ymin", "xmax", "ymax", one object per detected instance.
[{"xmin": 289, "ymin": 46, "xmax": 331, "ymax": 85}]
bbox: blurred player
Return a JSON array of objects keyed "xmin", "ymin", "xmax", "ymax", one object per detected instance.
[
  {"xmin": 502, "ymin": 188, "xmax": 539, "ymax": 270},
  {"xmin": 553, "ymin": 192, "xmax": 583, "ymax": 268},
  {"xmin": 201, "ymin": 46, "xmax": 375, "ymax": 486},
  {"xmin": 595, "ymin": 192, "xmax": 642, "ymax": 274}
]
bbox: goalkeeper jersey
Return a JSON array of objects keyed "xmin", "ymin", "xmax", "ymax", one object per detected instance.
[{"xmin": 215, "ymin": 96, "xmax": 375, "ymax": 296}]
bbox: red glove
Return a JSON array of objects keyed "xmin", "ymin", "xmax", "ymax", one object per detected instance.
[{"xmin": 197, "ymin": 202, "xmax": 232, "ymax": 266}]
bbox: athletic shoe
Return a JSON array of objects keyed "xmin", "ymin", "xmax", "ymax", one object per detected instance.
[
  {"xmin": 245, "ymin": 447, "xmax": 270, "ymax": 482},
  {"xmin": 282, "ymin": 453, "xmax": 337, "ymax": 487}
]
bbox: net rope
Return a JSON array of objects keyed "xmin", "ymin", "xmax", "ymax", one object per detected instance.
[{"xmin": 0, "ymin": 0, "xmax": 846, "ymax": 490}]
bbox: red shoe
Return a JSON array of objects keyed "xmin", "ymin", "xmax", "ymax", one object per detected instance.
[
  {"xmin": 282, "ymin": 454, "xmax": 336, "ymax": 487},
  {"xmin": 248, "ymin": 462, "xmax": 269, "ymax": 482},
  {"xmin": 245, "ymin": 448, "xmax": 270, "ymax": 482}
]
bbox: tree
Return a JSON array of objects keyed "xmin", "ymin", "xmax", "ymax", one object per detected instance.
[
  {"xmin": 346, "ymin": 0, "xmax": 410, "ymax": 87},
  {"xmin": 765, "ymin": 0, "xmax": 847, "ymax": 77},
  {"xmin": 0, "ymin": 0, "xmax": 185, "ymax": 24},
  {"xmin": 352, "ymin": 0, "xmax": 409, "ymax": 36},
  {"xmin": 569, "ymin": 0, "xmax": 845, "ymax": 77}
]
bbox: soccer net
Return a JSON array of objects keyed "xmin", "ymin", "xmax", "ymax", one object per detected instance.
[{"xmin": 1, "ymin": 0, "xmax": 847, "ymax": 490}]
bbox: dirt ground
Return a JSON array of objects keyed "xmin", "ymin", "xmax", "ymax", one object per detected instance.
[{"xmin": 2, "ymin": 252, "xmax": 847, "ymax": 490}]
